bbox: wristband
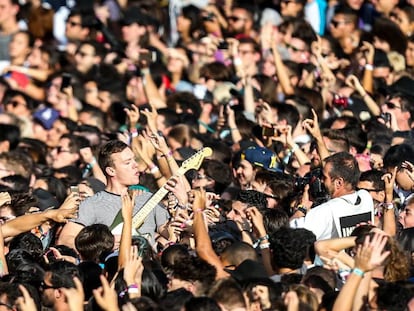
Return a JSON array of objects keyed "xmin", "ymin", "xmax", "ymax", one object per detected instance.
[
  {"xmin": 365, "ymin": 64, "xmax": 373, "ymax": 71},
  {"xmin": 86, "ymin": 157, "xmax": 96, "ymax": 170},
  {"xmin": 291, "ymin": 143, "xmax": 299, "ymax": 153},
  {"xmin": 130, "ymin": 128, "xmax": 138, "ymax": 138},
  {"xmin": 150, "ymin": 165, "xmax": 160, "ymax": 174},
  {"xmin": 259, "ymin": 242, "xmax": 270, "ymax": 250},
  {"xmin": 296, "ymin": 204, "xmax": 307, "ymax": 216},
  {"xmin": 253, "ymin": 234, "xmax": 269, "ymax": 248},
  {"xmin": 140, "ymin": 68, "xmax": 150, "ymax": 76},
  {"xmin": 127, "ymin": 284, "xmax": 139, "ymax": 294},
  {"xmin": 352, "ymin": 268, "xmax": 365, "ymax": 277}
]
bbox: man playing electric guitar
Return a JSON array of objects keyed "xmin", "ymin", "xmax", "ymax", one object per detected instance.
[{"xmin": 57, "ymin": 140, "xmax": 169, "ymax": 249}]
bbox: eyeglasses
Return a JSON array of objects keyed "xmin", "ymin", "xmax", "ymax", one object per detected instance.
[
  {"xmin": 40, "ymin": 281, "xmax": 57, "ymax": 290},
  {"xmin": 6, "ymin": 100, "xmax": 26, "ymax": 108},
  {"xmin": 66, "ymin": 20, "xmax": 82, "ymax": 27},
  {"xmin": 285, "ymin": 43, "xmax": 307, "ymax": 53},
  {"xmin": 0, "ymin": 302, "xmax": 15, "ymax": 310},
  {"xmin": 330, "ymin": 19, "xmax": 349, "ymax": 28},
  {"xmin": 54, "ymin": 146, "xmax": 71, "ymax": 154},
  {"xmin": 385, "ymin": 101, "xmax": 402, "ymax": 110},
  {"xmin": 228, "ymin": 16, "xmax": 247, "ymax": 22}
]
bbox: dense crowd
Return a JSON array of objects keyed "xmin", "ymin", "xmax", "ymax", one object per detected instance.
[{"xmin": 0, "ymin": 0, "xmax": 414, "ymax": 310}]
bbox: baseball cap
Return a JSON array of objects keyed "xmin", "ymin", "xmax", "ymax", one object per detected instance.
[
  {"xmin": 33, "ymin": 107, "xmax": 60, "ymax": 130},
  {"xmin": 241, "ymin": 146, "xmax": 282, "ymax": 173}
]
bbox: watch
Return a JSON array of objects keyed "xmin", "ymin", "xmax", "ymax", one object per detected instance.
[{"xmin": 380, "ymin": 202, "xmax": 394, "ymax": 210}]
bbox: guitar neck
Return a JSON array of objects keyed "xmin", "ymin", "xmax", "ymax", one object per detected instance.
[
  {"xmin": 130, "ymin": 147, "xmax": 212, "ymax": 230},
  {"xmin": 132, "ymin": 186, "xmax": 169, "ymax": 229}
]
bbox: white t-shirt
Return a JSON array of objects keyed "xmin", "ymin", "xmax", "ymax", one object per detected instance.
[{"xmin": 292, "ymin": 190, "xmax": 374, "ymax": 240}]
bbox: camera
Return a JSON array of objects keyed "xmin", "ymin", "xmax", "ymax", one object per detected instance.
[
  {"xmin": 218, "ymin": 41, "xmax": 229, "ymax": 50},
  {"xmin": 294, "ymin": 168, "xmax": 328, "ymax": 203},
  {"xmin": 332, "ymin": 94, "xmax": 348, "ymax": 109},
  {"xmin": 380, "ymin": 112, "xmax": 391, "ymax": 124}
]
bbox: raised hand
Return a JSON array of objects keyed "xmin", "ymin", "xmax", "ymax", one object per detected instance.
[
  {"xmin": 61, "ymin": 277, "xmax": 85, "ymax": 311},
  {"xmin": 93, "ymin": 275, "xmax": 119, "ymax": 311},
  {"xmin": 124, "ymin": 104, "xmax": 140, "ymax": 131},
  {"xmin": 353, "ymin": 233, "xmax": 390, "ymax": 273},
  {"xmin": 302, "ymin": 109, "xmax": 322, "ymax": 140},
  {"xmin": 123, "ymin": 245, "xmax": 144, "ymax": 293},
  {"xmin": 16, "ymin": 285, "xmax": 37, "ymax": 311}
]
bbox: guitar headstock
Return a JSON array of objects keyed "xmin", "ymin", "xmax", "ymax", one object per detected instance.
[{"xmin": 177, "ymin": 147, "xmax": 213, "ymax": 174}]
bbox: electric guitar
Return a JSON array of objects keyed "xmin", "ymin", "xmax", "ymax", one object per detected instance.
[{"xmin": 110, "ymin": 147, "xmax": 213, "ymax": 235}]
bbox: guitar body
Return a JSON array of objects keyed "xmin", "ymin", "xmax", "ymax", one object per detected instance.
[{"xmin": 110, "ymin": 147, "xmax": 213, "ymax": 236}]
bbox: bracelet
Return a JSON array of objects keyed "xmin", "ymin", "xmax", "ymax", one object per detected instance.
[
  {"xmin": 253, "ymin": 234, "xmax": 269, "ymax": 248},
  {"xmin": 296, "ymin": 204, "xmax": 307, "ymax": 216},
  {"xmin": 159, "ymin": 150, "xmax": 173, "ymax": 159},
  {"xmin": 259, "ymin": 242, "xmax": 270, "ymax": 249},
  {"xmin": 230, "ymin": 127, "xmax": 238, "ymax": 131},
  {"xmin": 365, "ymin": 64, "xmax": 373, "ymax": 71},
  {"xmin": 86, "ymin": 157, "xmax": 96, "ymax": 170},
  {"xmin": 352, "ymin": 268, "xmax": 365, "ymax": 277}
]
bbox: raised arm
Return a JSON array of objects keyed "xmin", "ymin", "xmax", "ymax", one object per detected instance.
[{"xmin": 191, "ymin": 189, "xmax": 229, "ymax": 279}]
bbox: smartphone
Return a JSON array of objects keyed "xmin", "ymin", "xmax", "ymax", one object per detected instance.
[
  {"xmin": 262, "ymin": 126, "xmax": 276, "ymax": 137},
  {"xmin": 70, "ymin": 186, "xmax": 79, "ymax": 196},
  {"xmin": 140, "ymin": 51, "xmax": 157, "ymax": 64},
  {"xmin": 60, "ymin": 73, "xmax": 72, "ymax": 91},
  {"xmin": 218, "ymin": 41, "xmax": 228, "ymax": 50}
]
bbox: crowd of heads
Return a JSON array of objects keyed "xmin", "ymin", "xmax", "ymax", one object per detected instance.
[{"xmin": 0, "ymin": 0, "xmax": 414, "ymax": 310}]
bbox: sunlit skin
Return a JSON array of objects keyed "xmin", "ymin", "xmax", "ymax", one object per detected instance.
[{"xmin": 399, "ymin": 203, "xmax": 414, "ymax": 229}]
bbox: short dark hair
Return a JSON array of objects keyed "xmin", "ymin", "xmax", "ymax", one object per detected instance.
[
  {"xmin": 49, "ymin": 261, "xmax": 82, "ymax": 289},
  {"xmin": 359, "ymin": 170, "xmax": 385, "ymax": 191},
  {"xmin": 201, "ymin": 160, "xmax": 232, "ymax": 194},
  {"xmin": 383, "ymin": 143, "xmax": 414, "ymax": 169},
  {"xmin": 75, "ymin": 224, "xmax": 114, "ymax": 262},
  {"xmin": 236, "ymin": 190, "xmax": 268, "ymax": 210},
  {"xmin": 324, "ymin": 152, "xmax": 360, "ymax": 188},
  {"xmin": 98, "ymin": 140, "xmax": 129, "ymax": 174},
  {"xmin": 270, "ymin": 227, "xmax": 314, "ymax": 270}
]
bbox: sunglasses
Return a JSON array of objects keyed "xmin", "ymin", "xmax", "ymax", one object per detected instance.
[
  {"xmin": 286, "ymin": 43, "xmax": 307, "ymax": 53},
  {"xmin": 66, "ymin": 20, "xmax": 82, "ymax": 27},
  {"xmin": 385, "ymin": 101, "xmax": 402, "ymax": 110},
  {"xmin": 228, "ymin": 16, "xmax": 247, "ymax": 22},
  {"xmin": 40, "ymin": 281, "xmax": 57, "ymax": 290},
  {"xmin": 193, "ymin": 174, "xmax": 212, "ymax": 181},
  {"xmin": 330, "ymin": 19, "xmax": 349, "ymax": 28}
]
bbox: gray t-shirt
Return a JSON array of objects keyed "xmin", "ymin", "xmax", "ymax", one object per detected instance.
[{"xmin": 75, "ymin": 191, "xmax": 169, "ymax": 239}]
